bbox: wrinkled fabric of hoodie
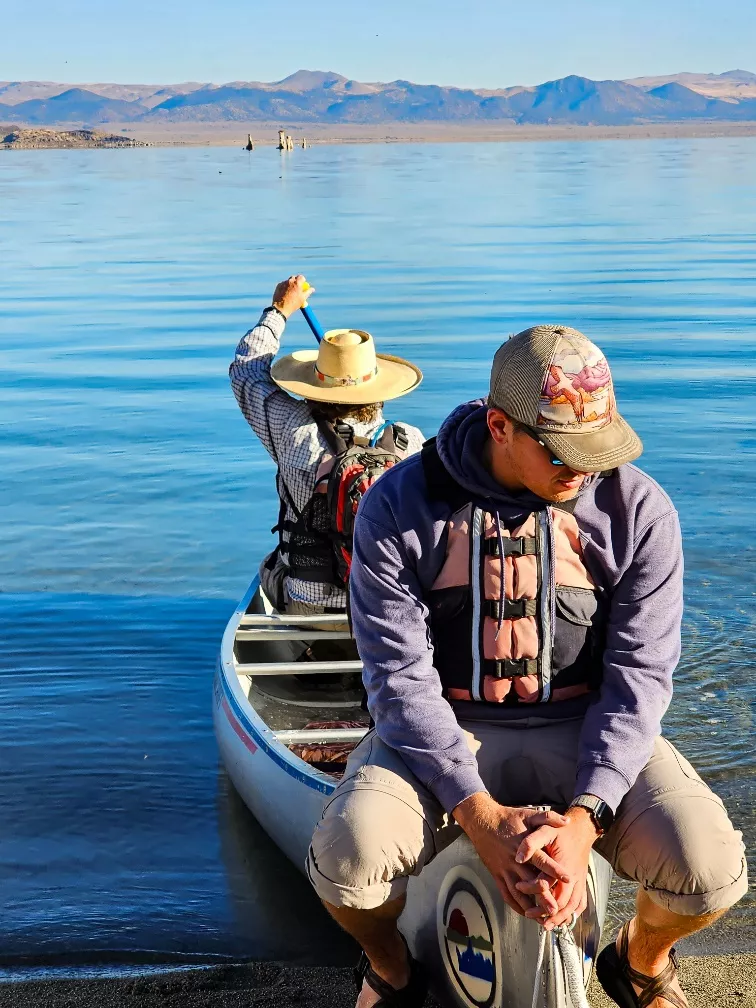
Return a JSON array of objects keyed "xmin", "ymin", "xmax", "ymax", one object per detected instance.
[{"xmin": 349, "ymin": 401, "xmax": 683, "ymax": 814}]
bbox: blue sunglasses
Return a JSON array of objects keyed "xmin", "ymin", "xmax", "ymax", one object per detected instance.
[{"xmin": 520, "ymin": 425, "xmax": 566, "ymax": 466}]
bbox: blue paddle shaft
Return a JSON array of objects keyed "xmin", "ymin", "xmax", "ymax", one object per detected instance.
[{"xmin": 300, "ymin": 304, "xmax": 325, "ymax": 343}]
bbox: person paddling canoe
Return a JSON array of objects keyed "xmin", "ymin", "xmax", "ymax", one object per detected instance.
[
  {"xmin": 306, "ymin": 325, "xmax": 747, "ymax": 1008},
  {"xmin": 230, "ymin": 275, "xmax": 425, "ymax": 629}
]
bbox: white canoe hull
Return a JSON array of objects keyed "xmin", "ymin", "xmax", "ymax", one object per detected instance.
[
  {"xmin": 401, "ymin": 837, "xmax": 610, "ymax": 1008},
  {"xmin": 214, "ymin": 579, "xmax": 612, "ymax": 1008},
  {"xmin": 213, "ymin": 580, "xmax": 336, "ymax": 868}
]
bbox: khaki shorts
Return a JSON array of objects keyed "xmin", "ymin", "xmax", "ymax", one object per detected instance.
[{"xmin": 307, "ymin": 719, "xmax": 748, "ymax": 917}]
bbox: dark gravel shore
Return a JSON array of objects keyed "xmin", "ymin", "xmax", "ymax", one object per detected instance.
[{"xmin": 1, "ymin": 955, "xmax": 754, "ymax": 1008}]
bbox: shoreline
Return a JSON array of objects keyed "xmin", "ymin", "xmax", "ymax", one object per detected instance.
[
  {"xmin": 0, "ymin": 955, "xmax": 753, "ymax": 1007},
  {"xmin": 3, "ymin": 120, "xmax": 756, "ymax": 148}
]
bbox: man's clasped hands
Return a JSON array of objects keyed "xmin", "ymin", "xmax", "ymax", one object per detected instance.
[{"xmin": 453, "ymin": 792, "xmax": 602, "ymax": 930}]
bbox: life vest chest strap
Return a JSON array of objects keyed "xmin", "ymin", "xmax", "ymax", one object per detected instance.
[
  {"xmin": 485, "ymin": 598, "xmax": 539, "ymax": 620},
  {"xmin": 486, "ymin": 658, "xmax": 539, "ymax": 679},
  {"xmin": 484, "ymin": 536, "xmax": 538, "ymax": 558}
]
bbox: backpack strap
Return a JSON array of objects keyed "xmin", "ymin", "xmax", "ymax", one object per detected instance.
[
  {"xmin": 275, "ymin": 470, "xmax": 301, "ymax": 522},
  {"xmin": 376, "ymin": 423, "xmax": 409, "ymax": 455},
  {"xmin": 310, "ymin": 407, "xmax": 353, "ymax": 455},
  {"xmin": 421, "ymin": 438, "xmax": 470, "ymax": 510},
  {"xmin": 270, "ymin": 471, "xmax": 302, "ymax": 560}
]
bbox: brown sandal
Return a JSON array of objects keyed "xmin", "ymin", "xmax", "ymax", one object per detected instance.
[
  {"xmin": 595, "ymin": 921, "xmax": 686, "ymax": 1008},
  {"xmin": 353, "ymin": 933, "xmax": 428, "ymax": 1007}
]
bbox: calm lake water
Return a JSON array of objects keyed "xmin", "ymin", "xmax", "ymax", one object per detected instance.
[{"xmin": 1, "ymin": 138, "xmax": 755, "ymax": 969}]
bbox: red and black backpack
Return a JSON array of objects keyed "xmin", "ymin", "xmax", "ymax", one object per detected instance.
[{"xmin": 279, "ymin": 410, "xmax": 409, "ymax": 587}]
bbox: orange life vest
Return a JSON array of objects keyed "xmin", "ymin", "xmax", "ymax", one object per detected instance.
[{"xmin": 423, "ymin": 441, "xmax": 606, "ymax": 706}]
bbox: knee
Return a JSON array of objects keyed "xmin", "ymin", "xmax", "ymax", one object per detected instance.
[
  {"xmin": 307, "ymin": 787, "xmax": 431, "ymax": 909},
  {"xmin": 622, "ymin": 794, "xmax": 748, "ymax": 915},
  {"xmin": 311, "ymin": 791, "xmax": 400, "ymax": 884}
]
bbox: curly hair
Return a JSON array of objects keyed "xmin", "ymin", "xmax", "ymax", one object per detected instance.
[{"xmin": 305, "ymin": 400, "xmax": 384, "ymax": 425}]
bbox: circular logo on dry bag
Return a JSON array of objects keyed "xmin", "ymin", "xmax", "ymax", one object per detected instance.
[{"xmin": 437, "ymin": 868, "xmax": 498, "ymax": 1008}]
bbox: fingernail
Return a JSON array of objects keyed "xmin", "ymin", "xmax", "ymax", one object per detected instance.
[{"xmin": 515, "ymin": 853, "xmax": 524, "ymax": 863}]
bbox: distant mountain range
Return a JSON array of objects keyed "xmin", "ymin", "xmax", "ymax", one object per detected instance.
[{"xmin": 2, "ymin": 69, "xmax": 756, "ymax": 127}]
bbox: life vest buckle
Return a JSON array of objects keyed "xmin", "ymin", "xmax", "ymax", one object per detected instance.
[
  {"xmin": 489, "ymin": 658, "xmax": 538, "ymax": 679},
  {"xmin": 485, "ymin": 598, "xmax": 538, "ymax": 620},
  {"xmin": 484, "ymin": 536, "xmax": 538, "ymax": 558}
]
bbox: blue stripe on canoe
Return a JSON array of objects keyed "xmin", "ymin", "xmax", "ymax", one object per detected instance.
[{"xmin": 218, "ymin": 667, "xmax": 337, "ymax": 796}]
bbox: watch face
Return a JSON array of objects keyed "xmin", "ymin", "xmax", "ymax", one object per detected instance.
[
  {"xmin": 573, "ymin": 797, "xmax": 613, "ymax": 831},
  {"xmin": 596, "ymin": 802, "xmax": 614, "ymax": 831}
]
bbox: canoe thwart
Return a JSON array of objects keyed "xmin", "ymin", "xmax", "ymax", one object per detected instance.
[
  {"xmin": 274, "ymin": 728, "xmax": 368, "ymax": 744},
  {"xmin": 239, "ymin": 613, "xmax": 349, "ymax": 626},
  {"xmin": 234, "ymin": 659, "xmax": 363, "ymax": 676},
  {"xmin": 236, "ymin": 627, "xmax": 353, "ymax": 641}
]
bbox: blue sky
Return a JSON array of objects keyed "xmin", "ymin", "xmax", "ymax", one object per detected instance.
[{"xmin": 3, "ymin": 0, "xmax": 755, "ymax": 87}]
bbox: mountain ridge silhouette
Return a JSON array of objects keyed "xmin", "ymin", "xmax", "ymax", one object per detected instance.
[{"xmin": 2, "ymin": 70, "xmax": 756, "ymax": 126}]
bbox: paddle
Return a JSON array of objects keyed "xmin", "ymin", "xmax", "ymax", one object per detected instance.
[{"xmin": 300, "ymin": 281, "xmax": 325, "ymax": 343}]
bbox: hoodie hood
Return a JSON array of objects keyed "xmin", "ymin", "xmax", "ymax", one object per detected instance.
[{"xmin": 435, "ymin": 399, "xmax": 596, "ymax": 514}]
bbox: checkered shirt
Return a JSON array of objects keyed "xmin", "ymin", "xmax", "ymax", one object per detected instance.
[{"xmin": 230, "ymin": 308, "xmax": 425, "ymax": 607}]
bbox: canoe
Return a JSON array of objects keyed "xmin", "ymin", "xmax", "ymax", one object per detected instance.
[{"xmin": 214, "ymin": 576, "xmax": 612, "ymax": 1008}]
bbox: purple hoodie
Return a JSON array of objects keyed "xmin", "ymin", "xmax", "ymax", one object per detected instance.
[{"xmin": 349, "ymin": 401, "xmax": 683, "ymax": 814}]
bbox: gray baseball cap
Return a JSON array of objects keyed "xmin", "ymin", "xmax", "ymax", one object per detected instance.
[{"xmin": 489, "ymin": 324, "xmax": 642, "ymax": 472}]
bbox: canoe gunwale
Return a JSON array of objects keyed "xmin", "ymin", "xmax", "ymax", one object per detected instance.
[{"xmin": 217, "ymin": 576, "xmax": 339, "ymax": 797}]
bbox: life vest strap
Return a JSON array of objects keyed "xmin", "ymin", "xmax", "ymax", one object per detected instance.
[
  {"xmin": 485, "ymin": 658, "xmax": 539, "ymax": 679},
  {"xmin": 484, "ymin": 536, "xmax": 538, "ymax": 558},
  {"xmin": 485, "ymin": 598, "xmax": 538, "ymax": 620}
]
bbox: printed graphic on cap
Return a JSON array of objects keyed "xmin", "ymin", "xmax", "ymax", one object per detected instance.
[{"xmin": 537, "ymin": 335, "xmax": 615, "ymax": 431}]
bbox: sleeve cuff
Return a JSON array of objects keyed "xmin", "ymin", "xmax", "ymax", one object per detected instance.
[
  {"xmin": 574, "ymin": 763, "xmax": 632, "ymax": 813},
  {"xmin": 259, "ymin": 306, "xmax": 287, "ymax": 337},
  {"xmin": 428, "ymin": 764, "xmax": 488, "ymax": 814}
]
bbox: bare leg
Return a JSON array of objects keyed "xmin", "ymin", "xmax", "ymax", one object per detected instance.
[
  {"xmin": 621, "ymin": 887, "xmax": 727, "ymax": 1006},
  {"xmin": 323, "ymin": 897, "xmax": 410, "ymax": 1008}
]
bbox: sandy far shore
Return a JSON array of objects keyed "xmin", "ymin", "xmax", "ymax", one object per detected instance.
[
  {"xmin": 4, "ymin": 120, "xmax": 756, "ymax": 148},
  {"xmin": 0, "ymin": 955, "xmax": 754, "ymax": 1007},
  {"xmin": 104, "ymin": 120, "xmax": 756, "ymax": 147}
]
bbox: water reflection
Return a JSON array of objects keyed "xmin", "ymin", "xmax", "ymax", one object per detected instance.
[{"xmin": 216, "ymin": 769, "xmax": 356, "ymax": 965}]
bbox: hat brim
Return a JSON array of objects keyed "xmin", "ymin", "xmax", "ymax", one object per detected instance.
[
  {"xmin": 271, "ymin": 351, "xmax": 423, "ymax": 404},
  {"xmin": 538, "ymin": 412, "xmax": 643, "ymax": 473}
]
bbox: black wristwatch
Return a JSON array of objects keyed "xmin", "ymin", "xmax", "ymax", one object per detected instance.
[{"xmin": 567, "ymin": 794, "xmax": 614, "ymax": 835}]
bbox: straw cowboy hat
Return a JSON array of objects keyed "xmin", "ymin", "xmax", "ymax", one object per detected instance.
[{"xmin": 271, "ymin": 329, "xmax": 422, "ymax": 404}]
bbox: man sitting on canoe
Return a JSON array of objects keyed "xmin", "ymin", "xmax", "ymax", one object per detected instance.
[
  {"xmin": 230, "ymin": 274, "xmax": 424, "ymax": 621},
  {"xmin": 306, "ymin": 325, "xmax": 747, "ymax": 1008}
]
